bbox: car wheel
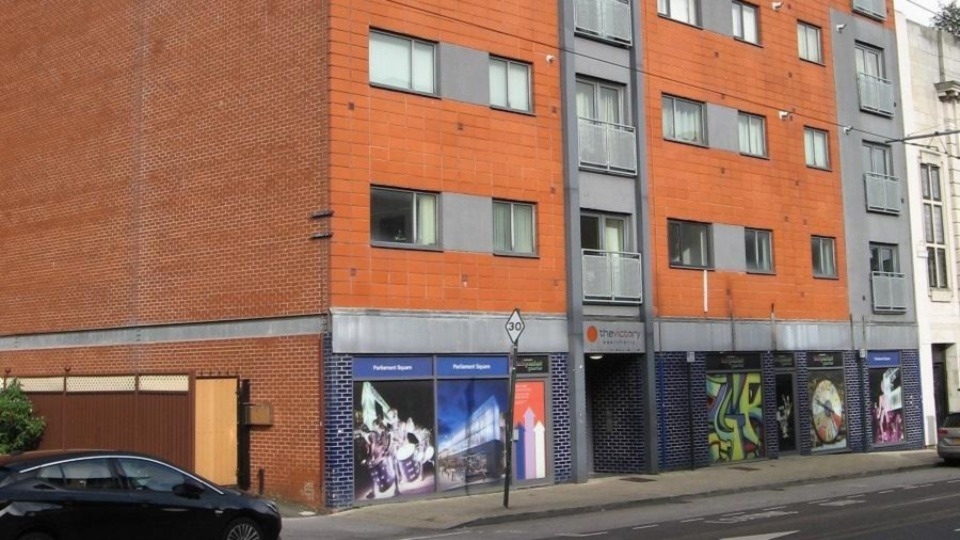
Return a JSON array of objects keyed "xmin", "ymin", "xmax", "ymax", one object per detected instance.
[
  {"xmin": 19, "ymin": 533, "xmax": 54, "ymax": 540},
  {"xmin": 222, "ymin": 517, "xmax": 263, "ymax": 540}
]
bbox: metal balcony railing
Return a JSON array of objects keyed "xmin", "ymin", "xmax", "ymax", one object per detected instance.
[
  {"xmin": 578, "ymin": 118, "xmax": 638, "ymax": 174},
  {"xmin": 574, "ymin": 0, "xmax": 633, "ymax": 45},
  {"xmin": 858, "ymin": 73, "xmax": 895, "ymax": 116},
  {"xmin": 853, "ymin": 0, "xmax": 886, "ymax": 19},
  {"xmin": 864, "ymin": 172, "xmax": 900, "ymax": 214},
  {"xmin": 582, "ymin": 249, "xmax": 643, "ymax": 304},
  {"xmin": 871, "ymin": 271, "xmax": 908, "ymax": 312}
]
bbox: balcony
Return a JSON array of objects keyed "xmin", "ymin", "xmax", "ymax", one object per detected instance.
[
  {"xmin": 853, "ymin": 0, "xmax": 886, "ymax": 19},
  {"xmin": 574, "ymin": 0, "xmax": 633, "ymax": 45},
  {"xmin": 871, "ymin": 271, "xmax": 908, "ymax": 313},
  {"xmin": 578, "ymin": 118, "xmax": 638, "ymax": 174},
  {"xmin": 582, "ymin": 249, "xmax": 643, "ymax": 304},
  {"xmin": 864, "ymin": 172, "xmax": 900, "ymax": 214},
  {"xmin": 858, "ymin": 73, "xmax": 895, "ymax": 116}
]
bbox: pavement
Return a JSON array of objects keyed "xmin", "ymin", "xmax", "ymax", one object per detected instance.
[{"xmin": 297, "ymin": 448, "xmax": 944, "ymax": 531}]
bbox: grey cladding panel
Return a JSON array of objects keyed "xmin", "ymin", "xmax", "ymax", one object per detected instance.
[
  {"xmin": 439, "ymin": 43, "xmax": 489, "ymax": 105},
  {"xmin": 442, "ymin": 194, "xmax": 493, "ymax": 252},
  {"xmin": 702, "ymin": 0, "xmax": 734, "ymax": 36},
  {"xmin": 713, "ymin": 223, "xmax": 745, "ymax": 271},
  {"xmin": 707, "ymin": 103, "xmax": 739, "ymax": 153}
]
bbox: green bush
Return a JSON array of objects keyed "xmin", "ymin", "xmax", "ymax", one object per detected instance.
[{"xmin": 0, "ymin": 380, "xmax": 46, "ymax": 454}]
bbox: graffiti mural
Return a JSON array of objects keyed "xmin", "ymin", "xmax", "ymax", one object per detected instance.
[
  {"xmin": 809, "ymin": 369, "xmax": 846, "ymax": 453},
  {"xmin": 706, "ymin": 372, "xmax": 764, "ymax": 463}
]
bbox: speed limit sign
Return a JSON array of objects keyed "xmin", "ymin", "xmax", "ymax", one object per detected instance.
[{"xmin": 505, "ymin": 308, "xmax": 525, "ymax": 344}]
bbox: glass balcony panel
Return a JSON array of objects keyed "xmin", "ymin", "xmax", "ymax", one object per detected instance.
[
  {"xmin": 858, "ymin": 74, "xmax": 894, "ymax": 116},
  {"xmin": 864, "ymin": 172, "xmax": 900, "ymax": 214},
  {"xmin": 853, "ymin": 0, "xmax": 886, "ymax": 19},
  {"xmin": 575, "ymin": 0, "xmax": 633, "ymax": 44},
  {"xmin": 583, "ymin": 249, "xmax": 642, "ymax": 304},
  {"xmin": 871, "ymin": 271, "xmax": 907, "ymax": 312},
  {"xmin": 578, "ymin": 118, "xmax": 637, "ymax": 174}
]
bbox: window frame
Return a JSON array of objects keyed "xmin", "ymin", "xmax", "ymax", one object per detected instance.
[
  {"xmin": 370, "ymin": 186, "xmax": 440, "ymax": 249},
  {"xmin": 489, "ymin": 57, "xmax": 533, "ymax": 113},
  {"xmin": 662, "ymin": 94, "xmax": 707, "ymax": 146},
  {"xmin": 923, "ymin": 163, "xmax": 949, "ymax": 290},
  {"xmin": 493, "ymin": 200, "xmax": 537, "ymax": 256},
  {"xmin": 581, "ymin": 212, "xmax": 630, "ymax": 252},
  {"xmin": 811, "ymin": 235, "xmax": 838, "ymax": 279},
  {"xmin": 668, "ymin": 219, "xmax": 713, "ymax": 269},
  {"xmin": 576, "ymin": 78, "xmax": 626, "ymax": 124},
  {"xmin": 870, "ymin": 242, "xmax": 900, "ymax": 274},
  {"xmin": 797, "ymin": 22, "xmax": 823, "ymax": 64},
  {"xmin": 855, "ymin": 43, "xmax": 886, "ymax": 79},
  {"xmin": 368, "ymin": 30, "xmax": 437, "ymax": 95},
  {"xmin": 738, "ymin": 111, "xmax": 767, "ymax": 157},
  {"xmin": 804, "ymin": 127, "xmax": 830, "ymax": 170},
  {"xmin": 745, "ymin": 228, "xmax": 774, "ymax": 274},
  {"xmin": 732, "ymin": 1, "xmax": 760, "ymax": 45},
  {"xmin": 657, "ymin": 0, "xmax": 700, "ymax": 26}
]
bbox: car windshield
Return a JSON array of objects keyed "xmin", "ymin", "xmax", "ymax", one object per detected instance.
[{"xmin": 944, "ymin": 414, "xmax": 960, "ymax": 428}]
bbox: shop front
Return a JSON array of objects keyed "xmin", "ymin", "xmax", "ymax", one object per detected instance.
[
  {"xmin": 808, "ymin": 352, "xmax": 847, "ymax": 454},
  {"xmin": 705, "ymin": 353, "xmax": 764, "ymax": 463}
]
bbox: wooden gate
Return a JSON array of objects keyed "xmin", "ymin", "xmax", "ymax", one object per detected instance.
[
  {"xmin": 194, "ymin": 377, "xmax": 238, "ymax": 486},
  {"xmin": 7, "ymin": 375, "xmax": 193, "ymax": 472}
]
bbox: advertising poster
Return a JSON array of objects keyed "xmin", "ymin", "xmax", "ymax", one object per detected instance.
[
  {"xmin": 353, "ymin": 380, "xmax": 436, "ymax": 501},
  {"xmin": 809, "ymin": 370, "xmax": 847, "ymax": 452},
  {"xmin": 706, "ymin": 372, "xmax": 764, "ymax": 463},
  {"xmin": 513, "ymin": 380, "xmax": 547, "ymax": 481},
  {"xmin": 436, "ymin": 379, "xmax": 508, "ymax": 492},
  {"xmin": 869, "ymin": 351, "xmax": 904, "ymax": 445}
]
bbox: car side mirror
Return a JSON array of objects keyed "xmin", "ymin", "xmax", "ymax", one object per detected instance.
[{"xmin": 173, "ymin": 481, "xmax": 205, "ymax": 499}]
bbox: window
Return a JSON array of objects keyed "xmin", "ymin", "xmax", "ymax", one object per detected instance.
[
  {"xmin": 870, "ymin": 243, "xmax": 899, "ymax": 273},
  {"xmin": 370, "ymin": 187, "xmax": 438, "ymax": 246},
  {"xmin": 576, "ymin": 79, "xmax": 624, "ymax": 124},
  {"xmin": 811, "ymin": 236, "xmax": 837, "ymax": 278},
  {"xmin": 369, "ymin": 30, "xmax": 436, "ymax": 94},
  {"xmin": 732, "ymin": 1, "xmax": 759, "ymax": 44},
  {"xmin": 738, "ymin": 112, "xmax": 766, "ymax": 157},
  {"xmin": 658, "ymin": 0, "xmax": 699, "ymax": 25},
  {"xmin": 52, "ymin": 459, "xmax": 122, "ymax": 490},
  {"xmin": 863, "ymin": 142, "xmax": 899, "ymax": 213},
  {"xmin": 493, "ymin": 201, "xmax": 536, "ymax": 254},
  {"xmin": 663, "ymin": 95, "xmax": 706, "ymax": 145},
  {"xmin": 923, "ymin": 164, "xmax": 949, "ymax": 289},
  {"xmin": 745, "ymin": 228, "xmax": 774, "ymax": 273},
  {"xmin": 668, "ymin": 219, "xmax": 712, "ymax": 268},
  {"xmin": 797, "ymin": 22, "xmax": 822, "ymax": 63},
  {"xmin": 117, "ymin": 458, "xmax": 190, "ymax": 493},
  {"xmin": 856, "ymin": 43, "xmax": 893, "ymax": 115},
  {"xmin": 805, "ymin": 127, "xmax": 829, "ymax": 169},
  {"xmin": 490, "ymin": 58, "xmax": 531, "ymax": 112},
  {"xmin": 856, "ymin": 44, "xmax": 885, "ymax": 83},
  {"xmin": 581, "ymin": 214, "xmax": 627, "ymax": 252}
]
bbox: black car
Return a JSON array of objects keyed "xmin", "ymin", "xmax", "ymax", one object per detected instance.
[{"xmin": 0, "ymin": 450, "xmax": 281, "ymax": 540}]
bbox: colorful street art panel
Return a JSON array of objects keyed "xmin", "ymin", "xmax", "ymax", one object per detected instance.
[
  {"xmin": 436, "ymin": 379, "xmax": 509, "ymax": 492},
  {"xmin": 353, "ymin": 380, "xmax": 436, "ymax": 502},
  {"xmin": 706, "ymin": 372, "xmax": 764, "ymax": 463},
  {"xmin": 809, "ymin": 369, "xmax": 847, "ymax": 453},
  {"xmin": 870, "ymin": 367, "xmax": 904, "ymax": 445},
  {"xmin": 513, "ymin": 380, "xmax": 547, "ymax": 481}
]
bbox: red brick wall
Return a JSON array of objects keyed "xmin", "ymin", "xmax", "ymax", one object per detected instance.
[
  {"xmin": 645, "ymin": 1, "xmax": 850, "ymax": 321},
  {"xmin": 0, "ymin": 336, "xmax": 323, "ymax": 506},
  {"xmin": 0, "ymin": 0, "xmax": 328, "ymax": 334},
  {"xmin": 327, "ymin": 0, "xmax": 567, "ymax": 314}
]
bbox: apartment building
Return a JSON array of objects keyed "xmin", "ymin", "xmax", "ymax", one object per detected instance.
[
  {"xmin": 897, "ymin": 16, "xmax": 960, "ymax": 444},
  {"xmin": 0, "ymin": 0, "xmax": 926, "ymax": 511}
]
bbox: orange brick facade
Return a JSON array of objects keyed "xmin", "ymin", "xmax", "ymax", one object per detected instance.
[{"xmin": 645, "ymin": 1, "xmax": 850, "ymax": 321}]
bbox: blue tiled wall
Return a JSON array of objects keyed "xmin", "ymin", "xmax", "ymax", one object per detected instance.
[
  {"xmin": 658, "ymin": 352, "xmax": 709, "ymax": 471},
  {"xmin": 551, "ymin": 354, "xmax": 573, "ymax": 483},
  {"xmin": 761, "ymin": 352, "xmax": 779, "ymax": 459},
  {"xmin": 587, "ymin": 356, "xmax": 646, "ymax": 473},
  {"xmin": 322, "ymin": 335, "xmax": 354, "ymax": 509}
]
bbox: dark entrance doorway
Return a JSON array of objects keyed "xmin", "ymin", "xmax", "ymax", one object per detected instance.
[
  {"xmin": 775, "ymin": 373, "xmax": 798, "ymax": 453},
  {"xmin": 585, "ymin": 354, "xmax": 644, "ymax": 474},
  {"xmin": 933, "ymin": 345, "xmax": 948, "ymax": 427}
]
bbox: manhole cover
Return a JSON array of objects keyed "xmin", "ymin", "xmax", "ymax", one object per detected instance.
[{"xmin": 621, "ymin": 476, "xmax": 656, "ymax": 483}]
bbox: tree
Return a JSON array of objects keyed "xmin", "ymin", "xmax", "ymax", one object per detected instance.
[
  {"xmin": 933, "ymin": 2, "xmax": 960, "ymax": 38},
  {"xmin": 0, "ymin": 380, "xmax": 46, "ymax": 454}
]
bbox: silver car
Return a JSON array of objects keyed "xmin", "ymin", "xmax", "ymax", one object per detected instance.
[{"xmin": 937, "ymin": 413, "xmax": 960, "ymax": 463}]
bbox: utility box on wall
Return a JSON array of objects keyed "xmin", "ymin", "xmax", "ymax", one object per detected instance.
[{"xmin": 243, "ymin": 403, "xmax": 274, "ymax": 426}]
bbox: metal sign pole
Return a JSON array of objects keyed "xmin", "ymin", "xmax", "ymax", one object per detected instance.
[{"xmin": 504, "ymin": 342, "xmax": 517, "ymax": 508}]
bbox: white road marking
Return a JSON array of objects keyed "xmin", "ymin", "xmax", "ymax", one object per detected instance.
[
  {"xmin": 903, "ymin": 485, "xmax": 919, "ymax": 490},
  {"xmin": 719, "ymin": 532, "xmax": 799, "ymax": 540},
  {"xmin": 807, "ymin": 499, "xmax": 829, "ymax": 504},
  {"xmin": 917, "ymin": 484, "xmax": 932, "ymax": 488},
  {"xmin": 948, "ymin": 479, "xmax": 960, "ymax": 484},
  {"xmin": 556, "ymin": 533, "xmax": 608, "ymax": 538},
  {"xmin": 681, "ymin": 518, "xmax": 705, "ymax": 523},
  {"xmin": 846, "ymin": 494, "xmax": 865, "ymax": 498},
  {"xmin": 399, "ymin": 532, "xmax": 470, "ymax": 540},
  {"xmin": 763, "ymin": 506, "xmax": 787, "ymax": 511},
  {"xmin": 706, "ymin": 510, "xmax": 799, "ymax": 524},
  {"xmin": 819, "ymin": 499, "xmax": 865, "ymax": 507},
  {"xmin": 632, "ymin": 525, "xmax": 660, "ymax": 530},
  {"xmin": 879, "ymin": 490, "xmax": 894, "ymax": 494}
]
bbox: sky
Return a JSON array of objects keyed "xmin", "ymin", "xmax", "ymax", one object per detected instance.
[{"xmin": 896, "ymin": 0, "xmax": 944, "ymax": 25}]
